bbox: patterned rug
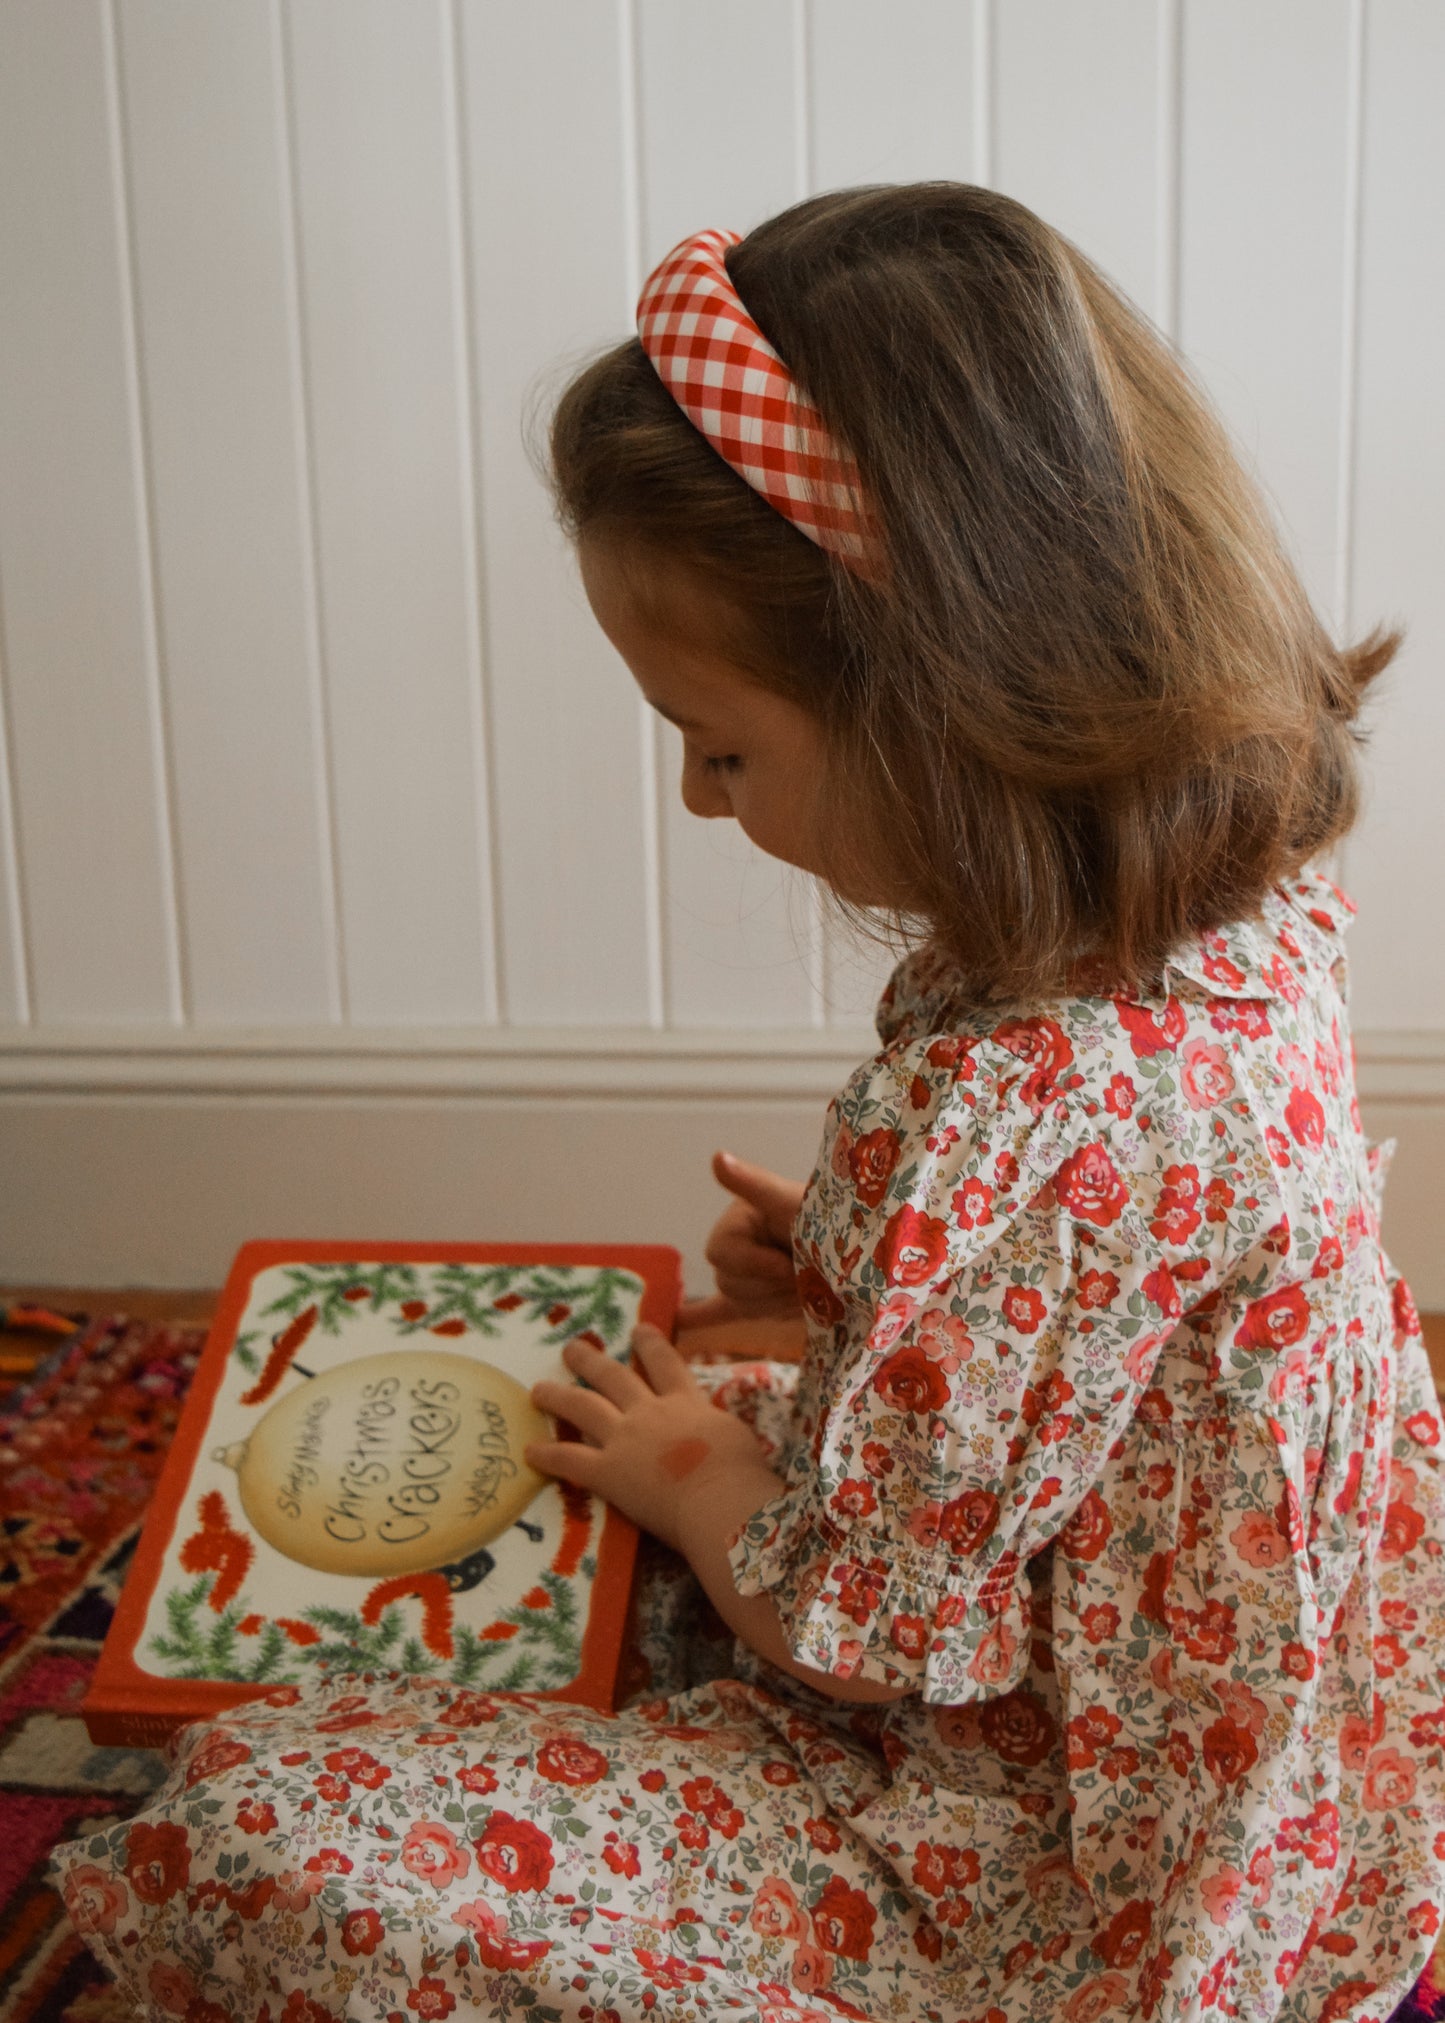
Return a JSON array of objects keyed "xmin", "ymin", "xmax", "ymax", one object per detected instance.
[
  {"xmin": 0, "ymin": 1312, "xmax": 205, "ymax": 2022},
  {"xmin": 4, "ymin": 1312, "xmax": 1445, "ymax": 2023}
]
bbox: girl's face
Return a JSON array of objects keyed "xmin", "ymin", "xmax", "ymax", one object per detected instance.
[{"xmin": 579, "ymin": 538, "xmax": 834, "ymax": 881}]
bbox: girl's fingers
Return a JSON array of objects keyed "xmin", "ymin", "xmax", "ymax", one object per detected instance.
[
  {"xmin": 558, "ymin": 1337, "xmax": 650, "ymax": 1407},
  {"xmin": 707, "ymin": 1233, "xmax": 797, "ymax": 1283},
  {"xmin": 675, "ymin": 1287, "xmax": 803, "ymax": 1333},
  {"xmin": 530, "ymin": 1376, "xmax": 617, "ymax": 1444},
  {"xmin": 675, "ymin": 1293, "xmax": 742, "ymax": 1331},
  {"xmin": 533, "ymin": 1328, "xmax": 692, "ymax": 1430},
  {"xmin": 628, "ymin": 1322, "xmax": 695, "ymax": 1393},
  {"xmin": 706, "ymin": 1200, "xmax": 795, "ymax": 1268},
  {"xmin": 696, "ymin": 1254, "xmax": 789, "ymax": 1302},
  {"xmin": 522, "ymin": 1438, "xmax": 606, "ymax": 1490},
  {"xmin": 712, "ymin": 1152, "xmax": 803, "ymax": 1244},
  {"xmin": 710, "ymin": 1259, "xmax": 797, "ymax": 1303}
]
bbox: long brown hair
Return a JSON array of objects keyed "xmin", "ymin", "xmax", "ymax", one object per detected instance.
[{"xmin": 545, "ymin": 182, "xmax": 1396, "ymax": 1009}]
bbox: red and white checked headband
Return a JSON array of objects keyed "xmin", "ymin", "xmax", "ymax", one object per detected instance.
[{"xmin": 636, "ymin": 228, "xmax": 874, "ymax": 573}]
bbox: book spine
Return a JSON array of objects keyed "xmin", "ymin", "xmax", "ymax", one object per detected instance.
[{"xmin": 82, "ymin": 1706, "xmax": 183, "ymax": 1749}]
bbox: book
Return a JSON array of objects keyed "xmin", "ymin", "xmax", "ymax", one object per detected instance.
[{"xmin": 83, "ymin": 1239, "xmax": 682, "ymax": 1746}]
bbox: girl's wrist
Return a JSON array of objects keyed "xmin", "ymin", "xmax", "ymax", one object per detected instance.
[
  {"xmin": 670, "ymin": 1453, "xmax": 785, "ymax": 1571},
  {"xmin": 669, "ymin": 1457, "xmax": 910, "ymax": 1705}
]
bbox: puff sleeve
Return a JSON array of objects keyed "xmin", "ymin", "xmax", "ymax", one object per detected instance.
[{"xmin": 726, "ymin": 1015, "xmax": 1250, "ymax": 1704}]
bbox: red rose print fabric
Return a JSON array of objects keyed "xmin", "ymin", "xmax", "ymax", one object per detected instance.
[{"xmin": 50, "ymin": 869, "xmax": 1445, "ymax": 2023}]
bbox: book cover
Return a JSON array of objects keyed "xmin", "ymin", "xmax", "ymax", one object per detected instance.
[{"xmin": 84, "ymin": 1239, "xmax": 682, "ymax": 1746}]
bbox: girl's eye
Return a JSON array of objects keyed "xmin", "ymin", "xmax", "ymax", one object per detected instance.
[{"xmin": 703, "ymin": 755, "xmax": 742, "ymax": 774}]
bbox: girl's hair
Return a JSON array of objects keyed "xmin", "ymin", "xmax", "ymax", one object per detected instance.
[{"xmin": 545, "ymin": 182, "xmax": 1397, "ymax": 1009}]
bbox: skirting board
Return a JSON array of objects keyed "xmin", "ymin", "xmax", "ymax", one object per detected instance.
[
  {"xmin": 0, "ymin": 1091, "xmax": 832, "ymax": 1303},
  {"xmin": 2, "ymin": 1084, "xmax": 1442, "ymax": 1307}
]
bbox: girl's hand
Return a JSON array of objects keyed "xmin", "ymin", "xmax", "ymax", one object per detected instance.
[
  {"xmin": 525, "ymin": 1322, "xmax": 775, "ymax": 1551},
  {"xmin": 676, "ymin": 1150, "xmax": 806, "ymax": 1333}
]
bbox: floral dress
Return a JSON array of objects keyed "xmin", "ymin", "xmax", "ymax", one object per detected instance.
[{"xmin": 54, "ymin": 865, "xmax": 1445, "ymax": 2023}]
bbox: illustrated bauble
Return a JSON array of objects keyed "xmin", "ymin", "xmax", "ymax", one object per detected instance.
[{"xmin": 213, "ymin": 1350, "xmax": 550, "ymax": 1576}]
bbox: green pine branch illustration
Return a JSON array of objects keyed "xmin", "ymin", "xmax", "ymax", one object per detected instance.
[
  {"xmin": 494, "ymin": 1651, "xmax": 541, "ymax": 1691},
  {"xmin": 259, "ymin": 1262, "xmax": 424, "ymax": 1335},
  {"xmin": 147, "ymin": 1577, "xmax": 581, "ymax": 1690},
  {"xmin": 247, "ymin": 1259, "xmax": 642, "ymax": 1349},
  {"xmin": 293, "ymin": 1585, "xmax": 579, "ymax": 1690},
  {"xmin": 230, "ymin": 1328, "xmax": 263, "ymax": 1376},
  {"xmin": 301, "ymin": 1602, "xmax": 408, "ymax": 1674},
  {"xmin": 449, "ymin": 1628, "xmax": 487, "ymax": 1687},
  {"xmin": 408, "ymin": 1263, "xmax": 643, "ymax": 1345},
  {"xmin": 533, "ymin": 1267, "xmax": 642, "ymax": 1348},
  {"xmin": 493, "ymin": 1570, "xmax": 582, "ymax": 1662},
  {"xmin": 440, "ymin": 1627, "xmax": 543, "ymax": 1694},
  {"xmin": 441, "ymin": 1625, "xmax": 540, "ymax": 1691},
  {"xmin": 148, "ymin": 1576, "xmax": 298, "ymax": 1683}
]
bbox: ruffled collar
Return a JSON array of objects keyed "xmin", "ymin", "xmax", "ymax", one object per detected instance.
[
  {"xmin": 1159, "ymin": 866, "xmax": 1354, "ymax": 1002},
  {"xmin": 875, "ymin": 863, "xmax": 1354, "ymax": 1048}
]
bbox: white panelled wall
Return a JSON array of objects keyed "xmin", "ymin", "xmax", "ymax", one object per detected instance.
[{"xmin": 0, "ymin": 0, "xmax": 1441, "ymax": 1300}]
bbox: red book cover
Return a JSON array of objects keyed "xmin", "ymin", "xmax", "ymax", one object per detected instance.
[{"xmin": 84, "ymin": 1240, "xmax": 683, "ymax": 1746}]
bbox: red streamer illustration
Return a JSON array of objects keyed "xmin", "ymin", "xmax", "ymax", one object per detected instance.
[
  {"xmin": 178, "ymin": 1490, "xmax": 254, "ymax": 1612},
  {"xmin": 551, "ymin": 1482, "xmax": 593, "ymax": 1579},
  {"xmin": 360, "ymin": 1571, "xmax": 455, "ymax": 1659},
  {"xmin": 238, "ymin": 1305, "xmax": 319, "ymax": 1408}
]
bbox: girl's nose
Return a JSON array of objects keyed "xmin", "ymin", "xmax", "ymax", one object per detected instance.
[{"xmin": 679, "ymin": 751, "xmax": 732, "ymax": 820}]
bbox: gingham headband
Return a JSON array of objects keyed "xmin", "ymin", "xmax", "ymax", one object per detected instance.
[{"xmin": 636, "ymin": 228, "xmax": 874, "ymax": 573}]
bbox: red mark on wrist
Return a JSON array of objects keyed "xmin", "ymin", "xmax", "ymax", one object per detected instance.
[{"xmin": 661, "ymin": 1437, "xmax": 712, "ymax": 1481}]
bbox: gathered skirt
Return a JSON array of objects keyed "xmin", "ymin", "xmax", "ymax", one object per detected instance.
[{"xmin": 47, "ymin": 1528, "xmax": 1445, "ymax": 2023}]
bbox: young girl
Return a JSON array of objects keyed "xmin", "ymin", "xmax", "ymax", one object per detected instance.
[{"xmin": 56, "ymin": 183, "xmax": 1445, "ymax": 2023}]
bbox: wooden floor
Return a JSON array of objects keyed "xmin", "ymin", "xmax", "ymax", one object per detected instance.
[{"xmin": 3, "ymin": 1283, "xmax": 1444, "ymax": 1395}]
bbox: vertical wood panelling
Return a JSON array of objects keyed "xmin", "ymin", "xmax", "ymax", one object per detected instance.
[
  {"xmin": 2, "ymin": 2, "xmax": 1443, "ymax": 1306},
  {"xmin": 117, "ymin": 0, "xmax": 339, "ymax": 1025},
  {"xmin": 0, "ymin": 0, "xmax": 180, "ymax": 1023},
  {"xmin": 0, "ymin": 0, "xmax": 1439, "ymax": 1067},
  {"xmin": 1155, "ymin": 0, "xmax": 1182, "ymax": 342},
  {"xmin": 635, "ymin": 1, "xmax": 800, "ymax": 299},
  {"xmin": 0, "ymin": 614, "xmax": 27, "ymax": 1022},
  {"xmin": 820, "ymin": 910, "xmax": 906, "ymax": 1028},
  {"xmin": 284, "ymin": 0, "xmax": 495, "ymax": 1024},
  {"xmin": 806, "ymin": 0, "xmax": 977, "ymax": 1030},
  {"xmin": 1177, "ymin": 1, "xmax": 1354, "ymax": 618},
  {"xmin": 994, "ymin": 0, "xmax": 1161, "ymax": 323},
  {"xmin": 622, "ymin": 0, "xmax": 669, "ymax": 1031},
  {"xmin": 973, "ymin": 0, "xmax": 994, "ymax": 183},
  {"xmin": 457, "ymin": 0, "xmax": 656, "ymax": 1027},
  {"xmin": 635, "ymin": 0, "xmax": 821, "ymax": 1027},
  {"xmin": 1332, "ymin": 0, "xmax": 1367, "ymax": 648},
  {"xmin": 809, "ymin": 0, "xmax": 977, "ymax": 192},
  {"xmin": 1343, "ymin": 0, "xmax": 1445, "ymax": 1031}
]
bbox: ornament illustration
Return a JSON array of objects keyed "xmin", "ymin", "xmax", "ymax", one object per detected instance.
[{"xmin": 213, "ymin": 1350, "xmax": 551, "ymax": 1577}]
